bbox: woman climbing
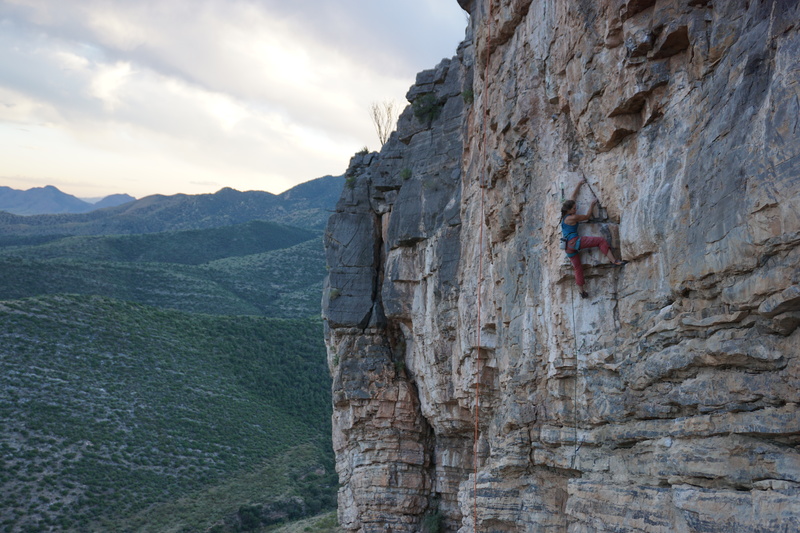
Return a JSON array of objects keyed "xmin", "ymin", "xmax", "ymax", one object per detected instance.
[{"xmin": 561, "ymin": 179, "xmax": 626, "ymax": 298}]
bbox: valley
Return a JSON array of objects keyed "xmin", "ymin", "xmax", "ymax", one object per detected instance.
[{"xmin": 0, "ymin": 178, "xmax": 343, "ymax": 532}]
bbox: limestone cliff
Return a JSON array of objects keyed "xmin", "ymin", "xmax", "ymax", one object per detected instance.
[{"xmin": 323, "ymin": 1, "xmax": 800, "ymax": 531}]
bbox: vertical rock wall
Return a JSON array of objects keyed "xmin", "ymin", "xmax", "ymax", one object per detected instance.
[{"xmin": 323, "ymin": 1, "xmax": 800, "ymax": 531}]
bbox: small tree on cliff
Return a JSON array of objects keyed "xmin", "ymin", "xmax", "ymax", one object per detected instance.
[{"xmin": 369, "ymin": 100, "xmax": 398, "ymax": 147}]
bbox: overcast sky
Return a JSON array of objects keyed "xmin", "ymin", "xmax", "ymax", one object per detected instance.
[{"xmin": 0, "ymin": 0, "xmax": 467, "ymax": 199}]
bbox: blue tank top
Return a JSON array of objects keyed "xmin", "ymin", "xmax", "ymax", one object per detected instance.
[
  {"xmin": 561, "ymin": 217, "xmax": 579, "ymax": 240},
  {"xmin": 561, "ymin": 216, "xmax": 580, "ymax": 257}
]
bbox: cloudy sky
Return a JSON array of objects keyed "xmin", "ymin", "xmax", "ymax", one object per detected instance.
[{"xmin": 0, "ymin": 0, "xmax": 467, "ymax": 199}]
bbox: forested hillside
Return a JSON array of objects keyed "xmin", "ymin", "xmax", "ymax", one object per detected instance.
[
  {"xmin": 0, "ymin": 222, "xmax": 326, "ymax": 318},
  {"xmin": 0, "ymin": 220, "xmax": 316, "ymax": 265},
  {"xmin": 0, "ymin": 296, "xmax": 335, "ymax": 532},
  {"xmin": 0, "ymin": 178, "xmax": 342, "ymax": 532}
]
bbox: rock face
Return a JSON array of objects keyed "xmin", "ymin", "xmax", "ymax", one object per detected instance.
[{"xmin": 323, "ymin": 1, "xmax": 800, "ymax": 531}]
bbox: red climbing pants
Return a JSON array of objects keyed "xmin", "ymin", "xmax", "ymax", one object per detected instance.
[{"xmin": 567, "ymin": 236, "xmax": 611, "ymax": 287}]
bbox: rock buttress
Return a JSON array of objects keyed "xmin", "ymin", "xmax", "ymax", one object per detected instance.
[{"xmin": 324, "ymin": 49, "xmax": 470, "ymax": 531}]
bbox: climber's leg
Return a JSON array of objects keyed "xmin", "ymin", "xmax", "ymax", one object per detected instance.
[
  {"xmin": 569, "ymin": 254, "xmax": 587, "ymax": 297},
  {"xmin": 578, "ymin": 236, "xmax": 623, "ymax": 264}
]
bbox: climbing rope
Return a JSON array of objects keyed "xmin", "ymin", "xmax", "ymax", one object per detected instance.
[
  {"xmin": 473, "ymin": 1, "xmax": 493, "ymax": 530},
  {"xmin": 568, "ymin": 172, "xmax": 593, "ymax": 473},
  {"xmin": 568, "ymin": 286, "xmax": 583, "ymax": 471}
]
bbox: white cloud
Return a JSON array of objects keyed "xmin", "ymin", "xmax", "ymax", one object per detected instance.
[
  {"xmin": 89, "ymin": 61, "xmax": 132, "ymax": 110},
  {"xmin": 203, "ymin": 92, "xmax": 249, "ymax": 132},
  {"xmin": 0, "ymin": 0, "xmax": 467, "ymax": 197},
  {"xmin": 0, "ymin": 86, "xmax": 57, "ymax": 125}
]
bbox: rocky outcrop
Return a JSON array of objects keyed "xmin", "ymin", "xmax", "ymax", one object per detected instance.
[
  {"xmin": 324, "ymin": 50, "xmax": 469, "ymax": 531},
  {"xmin": 323, "ymin": 1, "xmax": 800, "ymax": 531}
]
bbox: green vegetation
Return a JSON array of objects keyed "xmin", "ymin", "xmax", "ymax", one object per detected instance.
[
  {"xmin": 412, "ymin": 93, "xmax": 444, "ymax": 126},
  {"xmin": 267, "ymin": 511, "xmax": 342, "ymax": 533},
  {"xmin": 126, "ymin": 446, "xmax": 341, "ymax": 533},
  {"xmin": 0, "ymin": 236, "xmax": 326, "ymax": 319},
  {"xmin": 461, "ymin": 88, "xmax": 474, "ymax": 105},
  {"xmin": 0, "ymin": 295, "xmax": 335, "ymax": 532},
  {"xmin": 201, "ymin": 238, "xmax": 327, "ymax": 318},
  {"xmin": 0, "ymin": 184, "xmax": 341, "ymax": 532},
  {"xmin": 421, "ymin": 511, "xmax": 444, "ymax": 533},
  {"xmin": 0, "ymin": 220, "xmax": 315, "ymax": 265},
  {"xmin": 421, "ymin": 498, "xmax": 443, "ymax": 533},
  {"xmin": 399, "ymin": 168, "xmax": 412, "ymax": 181}
]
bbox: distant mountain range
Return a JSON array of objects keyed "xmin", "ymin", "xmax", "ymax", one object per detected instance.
[
  {"xmin": 0, "ymin": 175, "xmax": 343, "ymax": 235},
  {"xmin": 0, "ymin": 185, "xmax": 135, "ymax": 215},
  {"xmin": 0, "ymin": 175, "xmax": 345, "ymax": 317},
  {"xmin": 92, "ymin": 193, "xmax": 137, "ymax": 209}
]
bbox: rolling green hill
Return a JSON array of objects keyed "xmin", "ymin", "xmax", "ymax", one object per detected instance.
[
  {"xmin": 0, "ymin": 232, "xmax": 327, "ymax": 319},
  {"xmin": 0, "ymin": 295, "xmax": 336, "ymax": 532},
  {"xmin": 0, "ymin": 220, "xmax": 317, "ymax": 265},
  {"xmin": 0, "ymin": 177, "xmax": 340, "ymax": 532}
]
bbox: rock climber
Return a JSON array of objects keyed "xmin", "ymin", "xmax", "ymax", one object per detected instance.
[{"xmin": 561, "ymin": 179, "xmax": 626, "ymax": 298}]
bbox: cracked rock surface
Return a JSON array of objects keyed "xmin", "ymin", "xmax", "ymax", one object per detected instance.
[{"xmin": 323, "ymin": 1, "xmax": 800, "ymax": 530}]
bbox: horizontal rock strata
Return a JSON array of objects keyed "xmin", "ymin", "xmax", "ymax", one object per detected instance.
[{"xmin": 323, "ymin": 0, "xmax": 800, "ymax": 531}]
